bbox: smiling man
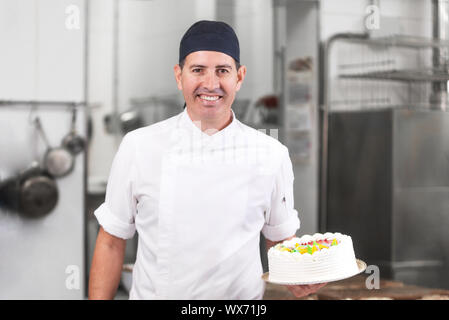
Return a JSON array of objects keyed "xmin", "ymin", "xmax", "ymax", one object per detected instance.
[{"xmin": 89, "ymin": 20, "xmax": 325, "ymax": 300}]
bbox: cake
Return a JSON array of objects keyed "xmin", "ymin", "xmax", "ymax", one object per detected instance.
[{"xmin": 267, "ymin": 232, "xmax": 360, "ymax": 284}]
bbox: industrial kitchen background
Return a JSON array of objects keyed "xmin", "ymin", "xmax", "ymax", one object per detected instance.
[{"xmin": 0, "ymin": 0, "xmax": 448, "ymax": 299}]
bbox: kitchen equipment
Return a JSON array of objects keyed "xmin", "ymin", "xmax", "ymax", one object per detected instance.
[
  {"xmin": 130, "ymin": 95, "xmax": 181, "ymax": 127},
  {"xmin": 104, "ymin": 95, "xmax": 182, "ymax": 135},
  {"xmin": 256, "ymin": 94, "xmax": 279, "ymax": 124},
  {"xmin": 17, "ymin": 162, "xmax": 59, "ymax": 218},
  {"xmin": 103, "ymin": 108, "xmax": 144, "ymax": 135},
  {"xmin": 62, "ymin": 105, "xmax": 85, "ymax": 155},
  {"xmin": 34, "ymin": 117, "xmax": 74, "ymax": 178},
  {"xmin": 0, "ymin": 162, "xmax": 58, "ymax": 218},
  {"xmin": 119, "ymin": 108, "xmax": 144, "ymax": 133},
  {"xmin": 320, "ymin": 33, "xmax": 449, "ymax": 289}
]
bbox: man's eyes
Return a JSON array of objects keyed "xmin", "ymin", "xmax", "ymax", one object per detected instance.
[{"xmin": 191, "ymin": 68, "xmax": 230, "ymax": 74}]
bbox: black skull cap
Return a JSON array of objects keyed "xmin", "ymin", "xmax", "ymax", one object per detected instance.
[{"xmin": 179, "ymin": 20, "xmax": 240, "ymax": 64}]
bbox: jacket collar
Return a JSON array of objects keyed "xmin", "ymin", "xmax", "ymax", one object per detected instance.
[{"xmin": 179, "ymin": 107, "xmax": 239, "ymax": 142}]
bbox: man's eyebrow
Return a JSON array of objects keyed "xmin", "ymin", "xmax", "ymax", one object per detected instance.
[
  {"xmin": 189, "ymin": 64, "xmax": 233, "ymax": 69},
  {"xmin": 215, "ymin": 64, "xmax": 232, "ymax": 69},
  {"xmin": 189, "ymin": 64, "xmax": 207, "ymax": 69}
]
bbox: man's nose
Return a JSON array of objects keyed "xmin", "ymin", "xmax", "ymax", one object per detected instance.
[{"xmin": 202, "ymin": 70, "xmax": 220, "ymax": 90}]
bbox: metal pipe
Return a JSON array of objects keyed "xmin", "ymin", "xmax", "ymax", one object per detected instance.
[
  {"xmin": 0, "ymin": 100, "xmax": 85, "ymax": 107},
  {"xmin": 83, "ymin": 0, "xmax": 90, "ymax": 299},
  {"xmin": 430, "ymin": 0, "xmax": 449, "ymax": 111},
  {"xmin": 112, "ymin": 0, "xmax": 121, "ymax": 145},
  {"xmin": 319, "ymin": 32, "xmax": 369, "ymax": 233}
]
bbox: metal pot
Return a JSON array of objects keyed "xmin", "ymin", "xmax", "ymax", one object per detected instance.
[{"xmin": 0, "ymin": 162, "xmax": 58, "ymax": 218}]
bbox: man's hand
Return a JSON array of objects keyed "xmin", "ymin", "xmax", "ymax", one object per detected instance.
[
  {"xmin": 265, "ymin": 235, "xmax": 327, "ymax": 298},
  {"xmin": 285, "ymin": 282, "xmax": 327, "ymax": 298}
]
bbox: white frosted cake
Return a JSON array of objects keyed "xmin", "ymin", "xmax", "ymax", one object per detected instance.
[{"xmin": 267, "ymin": 232, "xmax": 360, "ymax": 284}]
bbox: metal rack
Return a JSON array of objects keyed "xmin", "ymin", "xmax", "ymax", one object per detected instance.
[
  {"xmin": 322, "ymin": 34, "xmax": 449, "ymax": 113},
  {"xmin": 340, "ymin": 68, "xmax": 449, "ymax": 82}
]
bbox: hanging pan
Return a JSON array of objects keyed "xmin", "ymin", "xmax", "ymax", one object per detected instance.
[
  {"xmin": 0, "ymin": 165, "xmax": 58, "ymax": 219},
  {"xmin": 62, "ymin": 105, "xmax": 85, "ymax": 155},
  {"xmin": 34, "ymin": 117, "xmax": 74, "ymax": 178}
]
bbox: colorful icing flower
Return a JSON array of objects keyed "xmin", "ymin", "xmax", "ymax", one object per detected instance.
[{"xmin": 307, "ymin": 245, "xmax": 313, "ymax": 254}]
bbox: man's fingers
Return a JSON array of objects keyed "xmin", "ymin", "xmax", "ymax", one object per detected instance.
[
  {"xmin": 308, "ymin": 282, "xmax": 327, "ymax": 290},
  {"xmin": 285, "ymin": 282, "xmax": 328, "ymax": 298}
]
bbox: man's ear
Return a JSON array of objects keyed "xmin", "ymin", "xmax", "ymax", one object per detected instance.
[
  {"xmin": 235, "ymin": 65, "xmax": 247, "ymax": 92},
  {"xmin": 174, "ymin": 64, "xmax": 183, "ymax": 91}
]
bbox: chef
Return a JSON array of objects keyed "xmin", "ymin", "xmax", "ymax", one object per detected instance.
[{"xmin": 89, "ymin": 20, "xmax": 326, "ymax": 300}]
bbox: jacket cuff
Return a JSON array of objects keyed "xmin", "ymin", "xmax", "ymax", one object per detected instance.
[
  {"xmin": 94, "ymin": 203, "xmax": 136, "ymax": 240},
  {"xmin": 261, "ymin": 213, "xmax": 300, "ymax": 242}
]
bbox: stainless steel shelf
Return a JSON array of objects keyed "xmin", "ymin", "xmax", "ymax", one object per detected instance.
[
  {"xmin": 324, "ymin": 104, "xmax": 449, "ymax": 112},
  {"xmin": 339, "ymin": 68, "xmax": 449, "ymax": 82},
  {"xmin": 342, "ymin": 34, "xmax": 449, "ymax": 49}
]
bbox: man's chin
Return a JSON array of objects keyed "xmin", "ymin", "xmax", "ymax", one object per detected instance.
[
  {"xmin": 190, "ymin": 103, "xmax": 230, "ymax": 118},
  {"xmin": 194, "ymin": 100, "xmax": 225, "ymax": 111}
]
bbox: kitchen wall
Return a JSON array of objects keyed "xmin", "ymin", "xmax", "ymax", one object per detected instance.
[{"xmin": 0, "ymin": 0, "xmax": 86, "ymax": 299}]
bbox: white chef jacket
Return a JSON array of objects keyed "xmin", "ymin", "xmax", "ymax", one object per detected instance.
[{"xmin": 94, "ymin": 108, "xmax": 300, "ymax": 300}]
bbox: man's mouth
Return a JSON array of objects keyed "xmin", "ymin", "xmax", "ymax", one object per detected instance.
[
  {"xmin": 199, "ymin": 94, "xmax": 221, "ymax": 101},
  {"xmin": 197, "ymin": 94, "xmax": 223, "ymax": 103}
]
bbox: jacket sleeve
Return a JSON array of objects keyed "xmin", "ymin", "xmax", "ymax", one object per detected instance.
[
  {"xmin": 261, "ymin": 146, "xmax": 300, "ymax": 241},
  {"xmin": 94, "ymin": 133, "xmax": 138, "ymax": 240}
]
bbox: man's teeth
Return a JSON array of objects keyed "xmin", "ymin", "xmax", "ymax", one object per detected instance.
[{"xmin": 199, "ymin": 95, "xmax": 220, "ymax": 101}]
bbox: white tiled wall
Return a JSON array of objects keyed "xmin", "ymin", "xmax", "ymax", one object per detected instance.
[{"xmin": 0, "ymin": 0, "xmax": 85, "ymax": 101}]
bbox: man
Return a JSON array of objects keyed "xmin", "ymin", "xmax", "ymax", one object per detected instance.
[{"xmin": 89, "ymin": 20, "xmax": 325, "ymax": 300}]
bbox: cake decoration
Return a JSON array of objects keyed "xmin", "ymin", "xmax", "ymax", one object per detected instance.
[{"xmin": 274, "ymin": 237, "xmax": 340, "ymax": 255}]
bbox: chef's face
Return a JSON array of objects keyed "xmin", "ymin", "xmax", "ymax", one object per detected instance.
[{"xmin": 174, "ymin": 51, "xmax": 246, "ymax": 121}]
